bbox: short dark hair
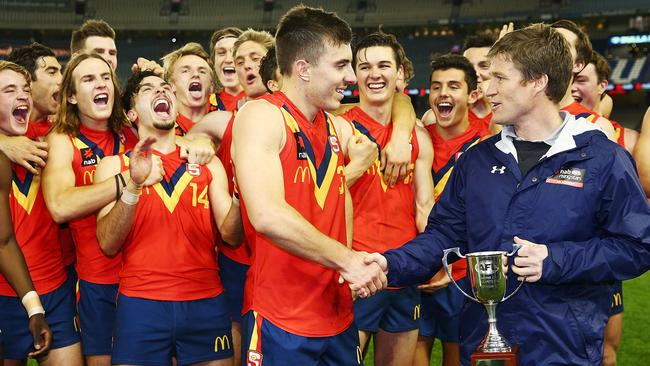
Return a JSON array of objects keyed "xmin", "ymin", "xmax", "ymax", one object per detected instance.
[
  {"xmin": 209, "ymin": 27, "xmax": 243, "ymax": 62},
  {"xmin": 70, "ymin": 19, "xmax": 115, "ymax": 53},
  {"xmin": 550, "ymin": 19, "xmax": 592, "ymax": 67},
  {"xmin": 353, "ymin": 31, "xmax": 403, "ymax": 69},
  {"xmin": 463, "ymin": 33, "xmax": 496, "ymax": 51},
  {"xmin": 260, "ymin": 46, "xmax": 278, "ymax": 93},
  {"xmin": 275, "ymin": 5, "xmax": 352, "ymax": 76},
  {"xmin": 121, "ymin": 69, "xmax": 159, "ymax": 112},
  {"xmin": 429, "ymin": 54, "xmax": 478, "ymax": 93},
  {"xmin": 591, "ymin": 51, "xmax": 610, "ymax": 83},
  {"xmin": 6, "ymin": 42, "xmax": 55, "ymax": 81},
  {"xmin": 488, "ymin": 23, "xmax": 572, "ymax": 103}
]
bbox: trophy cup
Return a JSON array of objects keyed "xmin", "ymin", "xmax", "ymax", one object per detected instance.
[{"xmin": 442, "ymin": 245, "xmax": 524, "ymax": 366}]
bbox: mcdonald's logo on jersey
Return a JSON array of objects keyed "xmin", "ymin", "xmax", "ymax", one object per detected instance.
[
  {"xmin": 293, "ymin": 166, "xmax": 311, "ymax": 184},
  {"xmin": 83, "ymin": 170, "xmax": 95, "ymax": 185},
  {"xmin": 214, "ymin": 335, "xmax": 231, "ymax": 352}
]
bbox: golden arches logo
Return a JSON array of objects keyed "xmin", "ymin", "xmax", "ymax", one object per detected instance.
[
  {"xmin": 356, "ymin": 345, "xmax": 363, "ymax": 364},
  {"xmin": 293, "ymin": 166, "xmax": 311, "ymax": 184},
  {"xmin": 413, "ymin": 304, "xmax": 421, "ymax": 320},
  {"xmin": 613, "ymin": 292, "xmax": 622, "ymax": 307},
  {"xmin": 82, "ymin": 170, "xmax": 95, "ymax": 185},
  {"xmin": 214, "ymin": 335, "xmax": 231, "ymax": 352}
]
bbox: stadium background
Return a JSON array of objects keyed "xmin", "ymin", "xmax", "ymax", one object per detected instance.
[{"xmin": 0, "ymin": 0, "xmax": 648, "ymax": 364}]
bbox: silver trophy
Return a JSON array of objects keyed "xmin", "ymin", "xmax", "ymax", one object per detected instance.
[{"xmin": 442, "ymin": 245, "xmax": 523, "ymax": 353}]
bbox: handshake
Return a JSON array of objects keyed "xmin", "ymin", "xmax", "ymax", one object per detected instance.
[{"xmin": 339, "ymin": 251, "xmax": 390, "ymax": 299}]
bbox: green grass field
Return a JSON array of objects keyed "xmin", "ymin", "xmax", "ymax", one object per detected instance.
[
  {"xmin": 24, "ymin": 272, "xmax": 650, "ymax": 365},
  {"xmin": 364, "ymin": 271, "xmax": 650, "ymax": 365}
]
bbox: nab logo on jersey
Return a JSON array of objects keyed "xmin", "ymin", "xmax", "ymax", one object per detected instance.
[
  {"xmin": 294, "ymin": 132, "xmax": 307, "ymax": 160},
  {"xmin": 80, "ymin": 148, "xmax": 98, "ymax": 167},
  {"xmin": 247, "ymin": 350, "xmax": 263, "ymax": 366},
  {"xmin": 186, "ymin": 163, "xmax": 201, "ymax": 176}
]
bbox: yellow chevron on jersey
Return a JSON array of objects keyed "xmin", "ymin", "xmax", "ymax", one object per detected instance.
[
  {"xmin": 151, "ymin": 163, "xmax": 194, "ymax": 213},
  {"xmin": 280, "ymin": 107, "xmax": 339, "ymax": 209},
  {"xmin": 11, "ymin": 172, "xmax": 40, "ymax": 214},
  {"xmin": 433, "ymin": 137, "xmax": 481, "ymax": 200}
]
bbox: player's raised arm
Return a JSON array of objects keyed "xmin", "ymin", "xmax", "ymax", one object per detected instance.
[
  {"xmin": 382, "ymin": 92, "xmax": 416, "ymax": 185},
  {"xmin": 95, "ymin": 137, "xmax": 162, "ymax": 256},
  {"xmin": 187, "ymin": 110, "xmax": 233, "ymax": 144}
]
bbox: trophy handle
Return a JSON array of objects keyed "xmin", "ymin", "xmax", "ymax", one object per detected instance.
[
  {"xmin": 442, "ymin": 247, "xmax": 479, "ymax": 303},
  {"xmin": 503, "ymin": 244, "xmax": 525, "ymax": 301}
]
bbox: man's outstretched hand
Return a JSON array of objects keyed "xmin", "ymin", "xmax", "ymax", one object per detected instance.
[{"xmin": 339, "ymin": 251, "xmax": 388, "ymax": 298}]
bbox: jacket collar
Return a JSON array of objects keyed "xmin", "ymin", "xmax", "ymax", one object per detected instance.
[{"xmin": 495, "ymin": 111, "xmax": 602, "ymax": 162}]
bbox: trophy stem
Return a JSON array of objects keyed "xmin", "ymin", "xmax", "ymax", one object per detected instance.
[{"xmin": 479, "ymin": 301, "xmax": 512, "ymax": 353}]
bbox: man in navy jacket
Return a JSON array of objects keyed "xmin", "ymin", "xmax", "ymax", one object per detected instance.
[{"xmin": 363, "ymin": 24, "xmax": 650, "ymax": 365}]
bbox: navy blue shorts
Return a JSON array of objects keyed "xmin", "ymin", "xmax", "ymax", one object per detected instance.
[
  {"xmin": 419, "ymin": 278, "xmax": 466, "ymax": 342},
  {"xmin": 242, "ymin": 311, "xmax": 361, "ymax": 366},
  {"xmin": 354, "ymin": 286, "xmax": 420, "ymax": 333},
  {"xmin": 77, "ymin": 280, "xmax": 117, "ymax": 356},
  {"xmin": 611, "ymin": 281, "xmax": 624, "ymax": 315},
  {"xmin": 0, "ymin": 276, "xmax": 80, "ymax": 360},
  {"xmin": 112, "ymin": 293, "xmax": 233, "ymax": 366},
  {"xmin": 218, "ymin": 252, "xmax": 249, "ymax": 323}
]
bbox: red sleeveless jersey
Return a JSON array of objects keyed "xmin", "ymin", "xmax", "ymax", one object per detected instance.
[
  {"xmin": 239, "ymin": 92, "xmax": 352, "ymax": 337},
  {"xmin": 69, "ymin": 124, "xmax": 137, "ymax": 284},
  {"xmin": 215, "ymin": 112, "xmax": 251, "ymax": 265},
  {"xmin": 1, "ymin": 121, "xmax": 67, "ymax": 296},
  {"xmin": 175, "ymin": 113, "xmax": 196, "ymax": 136},
  {"xmin": 341, "ymin": 107, "xmax": 419, "ymax": 254},
  {"xmin": 426, "ymin": 119, "xmax": 489, "ymax": 280},
  {"xmin": 117, "ymin": 147, "xmax": 222, "ymax": 301},
  {"xmin": 562, "ymin": 101, "xmax": 625, "ymax": 147},
  {"xmin": 207, "ymin": 90, "xmax": 246, "ymax": 113},
  {"xmin": 468, "ymin": 108, "xmax": 492, "ymax": 131}
]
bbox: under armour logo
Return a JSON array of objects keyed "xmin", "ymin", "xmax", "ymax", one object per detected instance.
[{"xmin": 491, "ymin": 165, "xmax": 506, "ymax": 174}]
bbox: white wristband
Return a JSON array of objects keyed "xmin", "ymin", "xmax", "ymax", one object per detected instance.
[
  {"xmin": 21, "ymin": 291, "xmax": 45, "ymax": 318},
  {"xmin": 121, "ymin": 189, "xmax": 140, "ymax": 205}
]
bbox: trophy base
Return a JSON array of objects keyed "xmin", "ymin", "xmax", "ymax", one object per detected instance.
[{"xmin": 471, "ymin": 346, "xmax": 518, "ymax": 366}]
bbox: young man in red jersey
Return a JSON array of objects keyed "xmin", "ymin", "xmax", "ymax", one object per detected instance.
[
  {"xmin": 549, "ymin": 20, "xmax": 618, "ymax": 143},
  {"xmin": 94, "ymin": 70, "xmax": 242, "ymax": 366},
  {"xmin": 233, "ymin": 5, "xmax": 386, "ymax": 365},
  {"xmin": 207, "ymin": 27, "xmax": 246, "ymax": 112},
  {"xmin": 0, "ymin": 61, "xmax": 53, "ymax": 365},
  {"xmin": 0, "ymin": 47, "xmax": 83, "ymax": 366},
  {"xmin": 572, "ymin": 50, "xmax": 638, "ymax": 153},
  {"xmin": 42, "ymin": 53, "xmax": 138, "ymax": 366},
  {"xmin": 421, "ymin": 34, "xmax": 500, "ymax": 135},
  {"xmin": 162, "ymin": 42, "xmax": 232, "ymax": 138},
  {"xmin": 6, "ymin": 42, "xmax": 79, "ymax": 297},
  {"xmin": 416, "ymin": 54, "xmax": 491, "ymax": 366},
  {"xmin": 340, "ymin": 32, "xmax": 435, "ymax": 366}
]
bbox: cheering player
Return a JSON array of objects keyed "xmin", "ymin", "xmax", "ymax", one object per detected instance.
[{"xmin": 207, "ymin": 27, "xmax": 246, "ymax": 112}]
